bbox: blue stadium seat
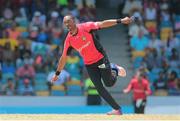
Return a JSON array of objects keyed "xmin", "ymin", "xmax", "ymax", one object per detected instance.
[
  {"xmin": 35, "ymin": 73, "xmax": 47, "ymax": 80},
  {"xmin": 2, "ymin": 73, "xmax": 15, "ymax": 80},
  {"xmin": 35, "ymin": 85, "xmax": 48, "ymax": 91},
  {"xmin": 67, "ymin": 85, "xmax": 83, "ymax": 96},
  {"xmin": 35, "ymin": 73, "xmax": 47, "ymax": 85},
  {"xmin": 51, "ymin": 90, "xmax": 66, "ymax": 96}
]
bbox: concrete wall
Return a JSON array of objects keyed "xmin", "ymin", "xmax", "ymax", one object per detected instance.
[
  {"xmin": 0, "ymin": 96, "xmax": 86, "ymax": 106},
  {"xmin": 0, "ymin": 96, "xmax": 134, "ymax": 114},
  {"xmin": 146, "ymin": 96, "xmax": 180, "ymax": 114},
  {"xmin": 2, "ymin": 96, "xmax": 180, "ymax": 114}
]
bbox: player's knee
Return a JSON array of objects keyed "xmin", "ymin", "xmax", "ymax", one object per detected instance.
[{"xmin": 103, "ymin": 78, "xmax": 116, "ymax": 87}]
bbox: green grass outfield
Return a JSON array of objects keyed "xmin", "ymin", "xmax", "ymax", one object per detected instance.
[{"xmin": 0, "ymin": 114, "xmax": 180, "ymax": 121}]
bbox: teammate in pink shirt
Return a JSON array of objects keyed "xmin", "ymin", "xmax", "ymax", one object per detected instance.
[
  {"xmin": 123, "ymin": 71, "xmax": 151, "ymax": 114},
  {"xmin": 51, "ymin": 15, "xmax": 133, "ymax": 115}
]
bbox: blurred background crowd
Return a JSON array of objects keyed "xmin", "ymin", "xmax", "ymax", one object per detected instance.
[
  {"xmin": 0, "ymin": 0, "xmax": 96, "ymax": 96},
  {"xmin": 0, "ymin": 0, "xmax": 179, "ymax": 100},
  {"xmin": 121, "ymin": 0, "xmax": 180, "ymax": 96}
]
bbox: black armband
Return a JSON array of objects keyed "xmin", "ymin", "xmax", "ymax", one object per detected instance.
[
  {"xmin": 55, "ymin": 71, "xmax": 61, "ymax": 76},
  {"xmin": 116, "ymin": 19, "xmax": 122, "ymax": 24}
]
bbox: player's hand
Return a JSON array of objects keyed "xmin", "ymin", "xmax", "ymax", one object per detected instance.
[
  {"xmin": 123, "ymin": 89, "xmax": 129, "ymax": 94},
  {"xmin": 121, "ymin": 17, "xmax": 133, "ymax": 24},
  {"xmin": 119, "ymin": 66, "xmax": 126, "ymax": 77},
  {"xmin": 51, "ymin": 75, "xmax": 59, "ymax": 83}
]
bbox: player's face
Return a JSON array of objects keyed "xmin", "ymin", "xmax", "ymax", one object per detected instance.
[{"xmin": 63, "ymin": 16, "xmax": 77, "ymax": 34}]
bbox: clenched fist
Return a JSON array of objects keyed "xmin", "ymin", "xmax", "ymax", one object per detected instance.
[{"xmin": 121, "ymin": 17, "xmax": 133, "ymax": 24}]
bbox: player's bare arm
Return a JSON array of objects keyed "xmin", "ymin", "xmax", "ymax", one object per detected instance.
[
  {"xmin": 51, "ymin": 55, "xmax": 67, "ymax": 82},
  {"xmin": 96, "ymin": 16, "xmax": 133, "ymax": 29}
]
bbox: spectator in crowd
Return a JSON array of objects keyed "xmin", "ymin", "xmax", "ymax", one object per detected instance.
[
  {"xmin": 168, "ymin": 48, "xmax": 179, "ymax": 68},
  {"xmin": 61, "ymin": 0, "xmax": 79, "ymax": 18},
  {"xmin": 47, "ymin": 69, "xmax": 70, "ymax": 86},
  {"xmin": 122, "ymin": 0, "xmax": 142, "ymax": 16},
  {"xmin": 2, "ymin": 42, "xmax": 15, "ymax": 62},
  {"xmin": 143, "ymin": 49, "xmax": 165, "ymax": 70},
  {"xmin": 6, "ymin": 22, "xmax": 21, "ymax": 40},
  {"xmin": 123, "ymin": 71, "xmax": 151, "ymax": 114},
  {"xmin": 23, "ymin": 52, "xmax": 34, "ymax": 66},
  {"xmin": 144, "ymin": 1, "xmax": 157, "ymax": 21},
  {"xmin": 48, "ymin": 11, "xmax": 64, "ymax": 46},
  {"xmin": 21, "ymin": 78, "xmax": 35, "ymax": 96},
  {"xmin": 165, "ymin": 32, "xmax": 180, "ymax": 54},
  {"xmin": 33, "ymin": 54, "xmax": 44, "ymax": 72},
  {"xmin": 16, "ymin": 62, "xmax": 35, "ymax": 86},
  {"xmin": 37, "ymin": 28, "xmax": 48, "ymax": 43},
  {"xmin": 153, "ymin": 71, "xmax": 167, "ymax": 91},
  {"xmin": 128, "ymin": 19, "xmax": 148, "ymax": 38},
  {"xmin": 29, "ymin": 11, "xmax": 46, "ymax": 30},
  {"xmin": 79, "ymin": 0, "xmax": 96, "ymax": 22},
  {"xmin": 14, "ymin": 7, "xmax": 28, "ymax": 28},
  {"xmin": 167, "ymin": 71, "xmax": 180, "ymax": 95},
  {"xmin": 138, "ymin": 66, "xmax": 149, "ymax": 78},
  {"xmin": 47, "ymin": 69, "xmax": 70, "ymax": 95},
  {"xmin": 16, "ymin": 37, "xmax": 31, "ymax": 59},
  {"xmin": 130, "ymin": 29, "xmax": 149, "ymax": 51},
  {"xmin": 3, "ymin": 78, "xmax": 15, "ymax": 96},
  {"xmin": 29, "ymin": 26, "xmax": 39, "ymax": 41},
  {"xmin": 16, "ymin": 63, "xmax": 35, "ymax": 79},
  {"xmin": 85, "ymin": 76, "xmax": 101, "ymax": 105},
  {"xmin": 148, "ymin": 32, "xmax": 165, "ymax": 53},
  {"xmin": 160, "ymin": 0, "xmax": 171, "ymax": 22},
  {"xmin": 2, "ymin": 7, "xmax": 14, "ymax": 29}
]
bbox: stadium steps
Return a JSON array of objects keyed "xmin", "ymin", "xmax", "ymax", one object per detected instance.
[{"xmin": 96, "ymin": 8, "xmax": 134, "ymax": 105}]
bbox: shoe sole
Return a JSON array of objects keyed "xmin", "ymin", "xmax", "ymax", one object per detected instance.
[{"xmin": 116, "ymin": 65, "xmax": 126, "ymax": 77}]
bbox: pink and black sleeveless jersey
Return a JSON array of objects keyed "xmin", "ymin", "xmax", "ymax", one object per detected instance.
[{"xmin": 62, "ymin": 22, "xmax": 104, "ymax": 65}]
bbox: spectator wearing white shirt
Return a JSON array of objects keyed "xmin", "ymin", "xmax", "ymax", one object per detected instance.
[
  {"xmin": 30, "ymin": 11, "xmax": 46, "ymax": 30},
  {"xmin": 165, "ymin": 32, "xmax": 180, "ymax": 55},
  {"xmin": 144, "ymin": 1, "xmax": 157, "ymax": 21},
  {"xmin": 123, "ymin": 0, "xmax": 142, "ymax": 16},
  {"xmin": 47, "ymin": 69, "xmax": 70, "ymax": 85},
  {"xmin": 47, "ymin": 69, "xmax": 70, "ymax": 95},
  {"xmin": 129, "ymin": 21, "xmax": 148, "ymax": 38}
]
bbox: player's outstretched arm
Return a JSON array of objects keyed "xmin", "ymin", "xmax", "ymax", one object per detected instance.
[
  {"xmin": 97, "ymin": 16, "xmax": 133, "ymax": 29},
  {"xmin": 51, "ymin": 55, "xmax": 67, "ymax": 82}
]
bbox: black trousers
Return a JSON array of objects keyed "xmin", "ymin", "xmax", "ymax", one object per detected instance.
[
  {"xmin": 133, "ymin": 99, "xmax": 146, "ymax": 114},
  {"xmin": 87, "ymin": 95, "xmax": 101, "ymax": 105},
  {"xmin": 86, "ymin": 57, "xmax": 120, "ymax": 110}
]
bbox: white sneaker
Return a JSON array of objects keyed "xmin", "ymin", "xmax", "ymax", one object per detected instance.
[{"xmin": 111, "ymin": 63, "xmax": 126, "ymax": 77}]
